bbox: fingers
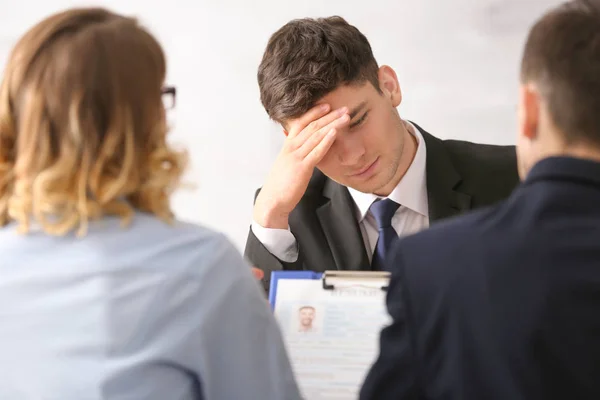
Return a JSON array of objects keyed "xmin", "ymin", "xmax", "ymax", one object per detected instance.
[
  {"xmin": 297, "ymin": 112, "xmax": 349, "ymax": 159},
  {"xmin": 292, "ymin": 106, "xmax": 349, "ymax": 146},
  {"xmin": 304, "ymin": 128, "xmax": 338, "ymax": 166},
  {"xmin": 251, "ymin": 267, "xmax": 265, "ymax": 280},
  {"xmin": 287, "ymin": 103, "xmax": 331, "ymax": 139}
]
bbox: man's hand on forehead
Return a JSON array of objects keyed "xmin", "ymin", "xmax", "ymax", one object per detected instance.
[{"xmin": 252, "ymin": 103, "xmax": 351, "ymax": 230}]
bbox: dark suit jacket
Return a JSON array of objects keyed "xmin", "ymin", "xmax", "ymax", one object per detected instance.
[
  {"xmin": 244, "ymin": 123, "xmax": 519, "ymax": 289},
  {"xmin": 360, "ymin": 156, "xmax": 600, "ymax": 400}
]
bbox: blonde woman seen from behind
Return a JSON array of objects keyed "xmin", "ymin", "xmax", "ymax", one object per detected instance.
[{"xmin": 0, "ymin": 8, "xmax": 302, "ymax": 400}]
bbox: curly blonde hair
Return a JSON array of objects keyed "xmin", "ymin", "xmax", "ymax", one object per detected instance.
[{"xmin": 0, "ymin": 7, "xmax": 187, "ymax": 236}]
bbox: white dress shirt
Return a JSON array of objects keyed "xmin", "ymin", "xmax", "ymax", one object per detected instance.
[{"xmin": 252, "ymin": 121, "xmax": 429, "ymax": 263}]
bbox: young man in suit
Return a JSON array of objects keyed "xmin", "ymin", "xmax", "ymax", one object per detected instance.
[
  {"xmin": 360, "ymin": 2, "xmax": 600, "ymax": 399},
  {"xmin": 245, "ymin": 16, "xmax": 519, "ymax": 289}
]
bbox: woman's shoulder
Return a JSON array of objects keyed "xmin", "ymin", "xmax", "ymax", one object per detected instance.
[
  {"xmin": 132, "ymin": 213, "xmax": 226, "ymax": 244},
  {"xmin": 128, "ymin": 213, "xmax": 240, "ymax": 260},
  {"xmin": 85, "ymin": 212, "xmax": 246, "ymax": 278}
]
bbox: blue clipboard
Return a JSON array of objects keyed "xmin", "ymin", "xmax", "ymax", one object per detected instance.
[{"xmin": 268, "ymin": 271, "xmax": 322, "ymax": 311}]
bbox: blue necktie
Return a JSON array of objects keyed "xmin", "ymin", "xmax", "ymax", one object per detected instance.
[{"xmin": 369, "ymin": 199, "xmax": 400, "ymax": 271}]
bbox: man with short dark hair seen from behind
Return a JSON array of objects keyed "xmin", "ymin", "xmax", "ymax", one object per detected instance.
[{"xmin": 360, "ymin": 1, "xmax": 600, "ymax": 399}]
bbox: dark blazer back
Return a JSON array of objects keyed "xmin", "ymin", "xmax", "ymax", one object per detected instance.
[{"xmin": 360, "ymin": 156, "xmax": 600, "ymax": 400}]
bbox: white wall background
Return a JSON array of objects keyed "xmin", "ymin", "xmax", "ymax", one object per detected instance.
[{"xmin": 0, "ymin": 0, "xmax": 562, "ymax": 250}]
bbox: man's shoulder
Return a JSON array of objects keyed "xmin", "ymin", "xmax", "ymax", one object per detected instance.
[
  {"xmin": 101, "ymin": 213, "xmax": 238, "ymax": 273},
  {"xmin": 390, "ymin": 201, "xmax": 507, "ymax": 293},
  {"xmin": 408, "ymin": 201, "xmax": 497, "ymax": 241},
  {"xmin": 416, "ymin": 126, "xmax": 520, "ymax": 205},
  {"xmin": 445, "ymin": 139, "xmax": 519, "ymax": 205},
  {"xmin": 440, "ymin": 137, "xmax": 517, "ymax": 173},
  {"xmin": 413, "ymin": 122, "xmax": 515, "ymax": 170},
  {"xmin": 389, "ymin": 205, "xmax": 502, "ymax": 313}
]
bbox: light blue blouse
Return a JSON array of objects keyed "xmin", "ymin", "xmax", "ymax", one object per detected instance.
[{"xmin": 0, "ymin": 212, "xmax": 302, "ymax": 400}]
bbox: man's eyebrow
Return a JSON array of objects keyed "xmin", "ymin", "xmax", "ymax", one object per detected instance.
[{"xmin": 349, "ymin": 101, "xmax": 368, "ymax": 120}]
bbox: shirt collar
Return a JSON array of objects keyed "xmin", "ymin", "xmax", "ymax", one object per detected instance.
[{"xmin": 347, "ymin": 121, "xmax": 429, "ymax": 222}]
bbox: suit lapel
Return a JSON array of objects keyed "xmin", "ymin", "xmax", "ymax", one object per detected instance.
[
  {"xmin": 316, "ymin": 179, "xmax": 370, "ymax": 271},
  {"xmin": 415, "ymin": 124, "xmax": 472, "ymax": 221}
]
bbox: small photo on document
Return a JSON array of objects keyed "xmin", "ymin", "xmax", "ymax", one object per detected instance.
[{"xmin": 294, "ymin": 304, "xmax": 322, "ymax": 334}]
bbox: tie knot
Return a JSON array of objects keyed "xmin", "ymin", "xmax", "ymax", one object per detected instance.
[{"xmin": 369, "ymin": 199, "xmax": 400, "ymax": 230}]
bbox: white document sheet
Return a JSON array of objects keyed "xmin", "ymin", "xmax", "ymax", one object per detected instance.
[{"xmin": 273, "ymin": 276, "xmax": 391, "ymax": 400}]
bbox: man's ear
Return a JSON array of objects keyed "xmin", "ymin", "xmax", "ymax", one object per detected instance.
[
  {"xmin": 378, "ymin": 65, "xmax": 402, "ymax": 107},
  {"xmin": 519, "ymin": 83, "xmax": 540, "ymax": 141},
  {"xmin": 283, "ymin": 129, "xmax": 289, "ymax": 137}
]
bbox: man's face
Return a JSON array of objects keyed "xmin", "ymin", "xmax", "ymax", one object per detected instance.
[
  {"xmin": 299, "ymin": 307, "xmax": 315, "ymax": 327},
  {"xmin": 290, "ymin": 68, "xmax": 405, "ymax": 195}
]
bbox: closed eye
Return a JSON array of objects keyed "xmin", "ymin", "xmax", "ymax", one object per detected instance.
[{"xmin": 350, "ymin": 111, "xmax": 369, "ymax": 129}]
